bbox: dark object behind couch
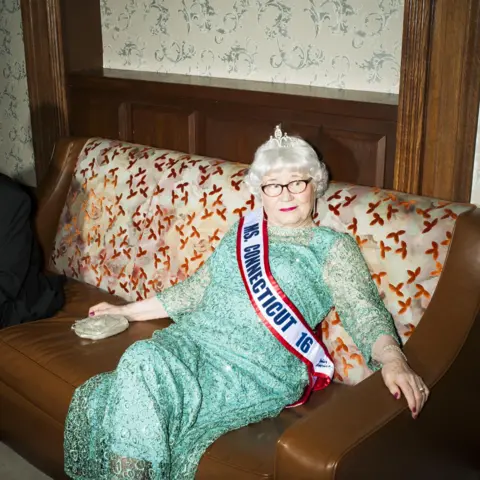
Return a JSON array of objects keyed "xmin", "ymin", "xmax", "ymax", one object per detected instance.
[{"xmin": 0, "ymin": 174, "xmax": 65, "ymax": 328}]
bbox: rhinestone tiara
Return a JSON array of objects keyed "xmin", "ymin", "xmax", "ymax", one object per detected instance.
[{"xmin": 266, "ymin": 124, "xmax": 299, "ymax": 149}]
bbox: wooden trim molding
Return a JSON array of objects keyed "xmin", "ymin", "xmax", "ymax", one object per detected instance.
[
  {"xmin": 61, "ymin": 0, "xmax": 103, "ymax": 73},
  {"xmin": 393, "ymin": 0, "xmax": 434, "ymax": 195},
  {"xmin": 395, "ymin": 0, "xmax": 480, "ymax": 202},
  {"xmin": 20, "ymin": 0, "xmax": 69, "ymax": 184},
  {"xmin": 19, "ymin": 0, "xmax": 103, "ymax": 184},
  {"xmin": 68, "ymin": 70, "xmax": 398, "ymax": 188},
  {"xmin": 421, "ymin": 0, "xmax": 480, "ymax": 202}
]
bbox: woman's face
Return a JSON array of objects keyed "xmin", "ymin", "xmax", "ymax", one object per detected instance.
[{"xmin": 260, "ymin": 169, "xmax": 315, "ymax": 228}]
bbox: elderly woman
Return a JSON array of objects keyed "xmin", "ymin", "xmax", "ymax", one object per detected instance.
[{"xmin": 64, "ymin": 126, "xmax": 429, "ymax": 480}]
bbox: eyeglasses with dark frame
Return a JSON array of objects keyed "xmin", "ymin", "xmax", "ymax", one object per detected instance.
[{"xmin": 261, "ymin": 178, "xmax": 313, "ymax": 197}]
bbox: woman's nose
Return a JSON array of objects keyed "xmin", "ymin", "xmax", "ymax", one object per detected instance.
[{"xmin": 280, "ymin": 186, "xmax": 294, "ymax": 201}]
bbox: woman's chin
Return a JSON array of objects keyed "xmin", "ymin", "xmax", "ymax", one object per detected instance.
[{"xmin": 271, "ymin": 213, "xmax": 311, "ymax": 228}]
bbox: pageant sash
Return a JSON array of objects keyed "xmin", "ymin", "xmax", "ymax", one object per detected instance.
[{"xmin": 237, "ymin": 209, "xmax": 334, "ymax": 407}]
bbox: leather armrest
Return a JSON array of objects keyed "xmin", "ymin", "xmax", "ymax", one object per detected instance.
[
  {"xmin": 275, "ymin": 208, "xmax": 480, "ymax": 479},
  {"xmin": 35, "ymin": 137, "xmax": 90, "ymax": 268},
  {"xmin": 276, "ymin": 371, "xmax": 408, "ymax": 480}
]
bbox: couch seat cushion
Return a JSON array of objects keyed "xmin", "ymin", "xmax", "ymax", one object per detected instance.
[
  {"xmin": 0, "ymin": 278, "xmax": 347, "ymax": 478},
  {"xmin": 0, "ymin": 279, "xmax": 170, "ymax": 425}
]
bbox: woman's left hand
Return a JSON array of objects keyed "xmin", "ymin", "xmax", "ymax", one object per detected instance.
[{"xmin": 381, "ymin": 359, "xmax": 429, "ymax": 418}]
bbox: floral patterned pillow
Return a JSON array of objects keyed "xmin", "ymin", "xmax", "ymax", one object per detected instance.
[
  {"xmin": 315, "ymin": 185, "xmax": 472, "ymax": 384},
  {"xmin": 51, "ymin": 139, "xmax": 255, "ymax": 300}
]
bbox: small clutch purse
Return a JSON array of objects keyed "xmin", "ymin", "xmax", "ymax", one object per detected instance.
[{"xmin": 71, "ymin": 314, "xmax": 130, "ymax": 340}]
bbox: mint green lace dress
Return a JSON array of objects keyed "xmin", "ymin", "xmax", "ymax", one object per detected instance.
[{"xmin": 64, "ymin": 224, "xmax": 398, "ymax": 479}]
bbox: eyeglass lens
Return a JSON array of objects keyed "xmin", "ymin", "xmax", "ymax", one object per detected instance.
[{"xmin": 262, "ymin": 180, "xmax": 309, "ymax": 197}]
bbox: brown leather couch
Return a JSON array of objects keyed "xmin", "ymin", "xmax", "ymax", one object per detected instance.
[{"xmin": 1, "ymin": 138, "xmax": 479, "ymax": 480}]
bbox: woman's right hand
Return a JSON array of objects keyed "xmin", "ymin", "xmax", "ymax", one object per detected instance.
[
  {"xmin": 88, "ymin": 302, "xmax": 127, "ymax": 318},
  {"xmin": 88, "ymin": 296, "xmax": 168, "ymax": 322}
]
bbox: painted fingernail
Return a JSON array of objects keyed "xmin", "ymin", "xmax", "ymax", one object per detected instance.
[
  {"xmin": 394, "ymin": 393, "xmax": 399, "ymax": 399},
  {"xmin": 89, "ymin": 312, "xmax": 95, "ymax": 316},
  {"xmin": 412, "ymin": 407, "xmax": 416, "ymax": 414}
]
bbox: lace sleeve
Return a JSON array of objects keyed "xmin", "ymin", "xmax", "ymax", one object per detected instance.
[
  {"xmin": 323, "ymin": 233, "xmax": 400, "ymax": 370},
  {"xmin": 156, "ymin": 258, "xmax": 213, "ymax": 318},
  {"xmin": 155, "ymin": 224, "xmax": 235, "ymax": 318}
]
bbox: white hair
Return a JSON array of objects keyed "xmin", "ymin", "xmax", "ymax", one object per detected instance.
[{"xmin": 244, "ymin": 136, "xmax": 328, "ymax": 199}]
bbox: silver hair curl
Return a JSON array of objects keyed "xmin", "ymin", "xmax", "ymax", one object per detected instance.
[{"xmin": 243, "ymin": 134, "xmax": 328, "ymax": 200}]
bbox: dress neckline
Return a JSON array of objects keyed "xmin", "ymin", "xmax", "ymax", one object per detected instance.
[{"xmin": 267, "ymin": 224, "xmax": 316, "ymax": 238}]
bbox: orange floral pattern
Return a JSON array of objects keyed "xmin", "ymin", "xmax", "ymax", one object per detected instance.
[
  {"xmin": 315, "ymin": 184, "xmax": 472, "ymax": 384},
  {"xmin": 51, "ymin": 138, "xmax": 473, "ymax": 386}
]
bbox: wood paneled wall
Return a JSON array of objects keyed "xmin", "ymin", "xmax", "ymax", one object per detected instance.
[
  {"xmin": 68, "ymin": 70, "xmax": 398, "ymax": 188},
  {"xmin": 20, "ymin": 0, "xmax": 103, "ymax": 183},
  {"xmin": 394, "ymin": 0, "xmax": 480, "ymax": 202},
  {"xmin": 20, "ymin": 0, "xmax": 480, "ymax": 200}
]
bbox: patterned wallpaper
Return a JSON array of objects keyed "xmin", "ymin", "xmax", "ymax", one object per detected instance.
[
  {"xmin": 0, "ymin": 0, "xmax": 35, "ymax": 186},
  {"xmin": 101, "ymin": 0, "xmax": 405, "ymax": 93},
  {"xmin": 102, "ymin": 0, "xmax": 480, "ymax": 203},
  {"xmin": 1, "ymin": 0, "xmax": 478, "ymax": 199}
]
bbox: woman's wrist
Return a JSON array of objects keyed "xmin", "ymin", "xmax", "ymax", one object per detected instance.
[
  {"xmin": 119, "ymin": 303, "xmax": 136, "ymax": 319},
  {"xmin": 371, "ymin": 335, "xmax": 408, "ymax": 366},
  {"xmin": 378, "ymin": 344, "xmax": 408, "ymax": 366},
  {"xmin": 120, "ymin": 297, "xmax": 168, "ymax": 322}
]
